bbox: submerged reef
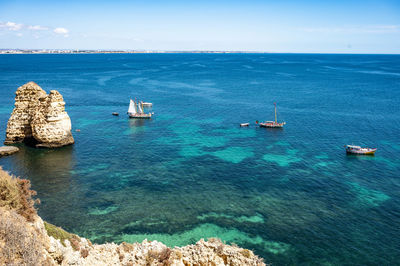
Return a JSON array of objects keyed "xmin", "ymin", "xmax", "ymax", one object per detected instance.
[
  {"xmin": 0, "ymin": 168, "xmax": 265, "ymax": 265},
  {"xmin": 4, "ymin": 82, "xmax": 74, "ymax": 148}
]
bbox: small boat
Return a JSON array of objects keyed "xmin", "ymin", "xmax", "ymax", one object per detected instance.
[
  {"xmin": 127, "ymin": 99, "xmax": 152, "ymax": 119},
  {"xmin": 141, "ymin": 101, "xmax": 153, "ymax": 107},
  {"xmin": 112, "ymin": 112, "xmax": 119, "ymax": 116},
  {"xmin": 259, "ymin": 103, "xmax": 286, "ymax": 128},
  {"xmin": 345, "ymin": 145, "xmax": 377, "ymax": 155},
  {"xmin": 240, "ymin": 123, "xmax": 250, "ymax": 127}
]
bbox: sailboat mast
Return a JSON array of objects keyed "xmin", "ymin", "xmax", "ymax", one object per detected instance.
[{"xmin": 274, "ymin": 103, "xmax": 277, "ymax": 123}]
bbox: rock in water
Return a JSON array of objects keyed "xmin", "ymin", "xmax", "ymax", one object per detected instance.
[
  {"xmin": 4, "ymin": 82, "xmax": 74, "ymax": 148},
  {"xmin": 0, "ymin": 146, "xmax": 19, "ymax": 156}
]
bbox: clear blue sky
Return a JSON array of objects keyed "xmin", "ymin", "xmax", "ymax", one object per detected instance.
[{"xmin": 0, "ymin": 0, "xmax": 399, "ymax": 53}]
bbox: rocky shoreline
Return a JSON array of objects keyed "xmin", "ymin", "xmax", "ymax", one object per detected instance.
[
  {"xmin": 1, "ymin": 206, "xmax": 264, "ymax": 265},
  {"xmin": 0, "ymin": 152, "xmax": 265, "ymax": 265}
]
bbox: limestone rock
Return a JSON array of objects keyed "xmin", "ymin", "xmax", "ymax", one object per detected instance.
[
  {"xmin": 1, "ymin": 207, "xmax": 266, "ymax": 265},
  {"xmin": 0, "ymin": 146, "xmax": 19, "ymax": 156},
  {"xmin": 4, "ymin": 82, "xmax": 74, "ymax": 148}
]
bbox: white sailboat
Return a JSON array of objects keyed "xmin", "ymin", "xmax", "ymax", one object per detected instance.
[
  {"xmin": 128, "ymin": 99, "xmax": 136, "ymax": 115},
  {"xmin": 137, "ymin": 101, "xmax": 143, "ymax": 113},
  {"xmin": 127, "ymin": 99, "xmax": 152, "ymax": 119}
]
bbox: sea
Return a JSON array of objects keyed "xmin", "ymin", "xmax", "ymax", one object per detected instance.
[{"xmin": 0, "ymin": 53, "xmax": 399, "ymax": 265}]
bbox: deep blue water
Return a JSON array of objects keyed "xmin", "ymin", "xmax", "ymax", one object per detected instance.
[{"xmin": 0, "ymin": 53, "xmax": 399, "ymax": 265}]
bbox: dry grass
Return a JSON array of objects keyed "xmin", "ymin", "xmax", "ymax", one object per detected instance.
[
  {"xmin": 0, "ymin": 170, "xmax": 20, "ymax": 209},
  {"xmin": 0, "ymin": 168, "xmax": 45, "ymax": 264},
  {"xmin": 0, "ymin": 208, "xmax": 44, "ymax": 265},
  {"xmin": 0, "ymin": 167, "xmax": 39, "ymax": 222}
]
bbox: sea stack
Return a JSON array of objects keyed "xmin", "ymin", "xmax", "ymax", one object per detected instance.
[{"xmin": 4, "ymin": 82, "xmax": 74, "ymax": 148}]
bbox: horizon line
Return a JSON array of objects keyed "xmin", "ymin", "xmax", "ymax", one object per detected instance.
[{"xmin": 0, "ymin": 49, "xmax": 399, "ymax": 55}]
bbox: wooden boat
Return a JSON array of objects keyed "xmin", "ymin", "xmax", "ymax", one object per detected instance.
[
  {"xmin": 127, "ymin": 99, "xmax": 152, "ymax": 119},
  {"xmin": 345, "ymin": 145, "xmax": 377, "ymax": 155},
  {"xmin": 259, "ymin": 103, "xmax": 286, "ymax": 128},
  {"xmin": 240, "ymin": 123, "xmax": 250, "ymax": 127}
]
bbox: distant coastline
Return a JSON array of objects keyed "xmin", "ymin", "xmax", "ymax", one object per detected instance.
[
  {"xmin": 0, "ymin": 49, "xmax": 267, "ymax": 54},
  {"xmin": 1, "ymin": 50, "xmax": 398, "ymax": 55}
]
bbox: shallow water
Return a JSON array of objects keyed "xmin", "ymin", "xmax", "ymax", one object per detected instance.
[{"xmin": 0, "ymin": 53, "xmax": 399, "ymax": 265}]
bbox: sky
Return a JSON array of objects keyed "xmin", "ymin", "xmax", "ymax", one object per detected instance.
[{"xmin": 0, "ymin": 0, "xmax": 399, "ymax": 53}]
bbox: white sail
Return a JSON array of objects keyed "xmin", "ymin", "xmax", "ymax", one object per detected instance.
[
  {"xmin": 137, "ymin": 101, "xmax": 143, "ymax": 113},
  {"xmin": 128, "ymin": 99, "xmax": 136, "ymax": 114}
]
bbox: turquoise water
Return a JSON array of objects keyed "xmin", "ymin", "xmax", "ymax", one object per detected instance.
[{"xmin": 0, "ymin": 54, "xmax": 399, "ymax": 265}]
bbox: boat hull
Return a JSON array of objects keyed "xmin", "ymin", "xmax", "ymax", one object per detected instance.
[
  {"xmin": 128, "ymin": 113, "xmax": 152, "ymax": 119},
  {"xmin": 259, "ymin": 122, "xmax": 285, "ymax": 128},
  {"xmin": 346, "ymin": 149, "xmax": 376, "ymax": 155},
  {"xmin": 345, "ymin": 146, "xmax": 377, "ymax": 155}
]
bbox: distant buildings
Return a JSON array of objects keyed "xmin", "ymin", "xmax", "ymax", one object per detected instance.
[{"xmin": 0, "ymin": 49, "xmax": 265, "ymax": 54}]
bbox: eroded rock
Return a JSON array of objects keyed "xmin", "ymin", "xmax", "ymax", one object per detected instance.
[{"xmin": 4, "ymin": 82, "xmax": 74, "ymax": 148}]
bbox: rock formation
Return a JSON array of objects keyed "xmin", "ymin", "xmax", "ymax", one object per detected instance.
[
  {"xmin": 0, "ymin": 146, "xmax": 19, "ymax": 157},
  {"xmin": 4, "ymin": 82, "xmax": 74, "ymax": 148}
]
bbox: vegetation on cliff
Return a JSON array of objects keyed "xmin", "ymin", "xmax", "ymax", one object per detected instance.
[
  {"xmin": 0, "ymin": 168, "xmax": 45, "ymax": 265},
  {"xmin": 0, "ymin": 167, "xmax": 39, "ymax": 221},
  {"xmin": 44, "ymin": 221, "xmax": 82, "ymax": 251}
]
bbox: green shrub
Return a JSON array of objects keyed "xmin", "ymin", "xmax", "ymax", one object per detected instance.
[{"xmin": 44, "ymin": 221, "xmax": 81, "ymax": 250}]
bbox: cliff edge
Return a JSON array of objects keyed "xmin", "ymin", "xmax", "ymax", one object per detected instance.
[
  {"xmin": 0, "ymin": 168, "xmax": 265, "ymax": 265},
  {"xmin": 4, "ymin": 82, "xmax": 74, "ymax": 148}
]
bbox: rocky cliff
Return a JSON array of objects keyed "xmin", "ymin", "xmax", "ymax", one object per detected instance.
[
  {"xmin": 0, "ymin": 169, "xmax": 265, "ymax": 265},
  {"xmin": 4, "ymin": 82, "xmax": 74, "ymax": 148}
]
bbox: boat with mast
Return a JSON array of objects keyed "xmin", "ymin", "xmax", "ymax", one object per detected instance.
[
  {"xmin": 259, "ymin": 103, "xmax": 286, "ymax": 128},
  {"xmin": 127, "ymin": 99, "xmax": 152, "ymax": 119}
]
